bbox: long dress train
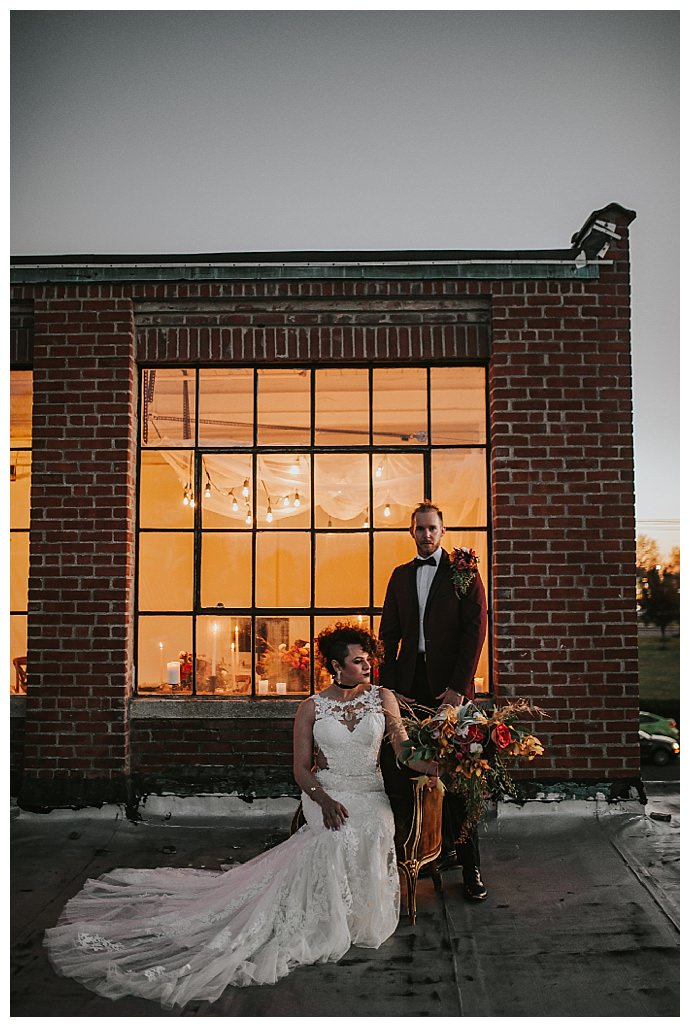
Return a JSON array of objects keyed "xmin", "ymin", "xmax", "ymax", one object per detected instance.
[{"xmin": 43, "ymin": 686, "xmax": 399, "ymax": 1009}]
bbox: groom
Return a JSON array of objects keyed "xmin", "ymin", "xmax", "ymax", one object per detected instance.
[{"xmin": 379, "ymin": 500, "xmax": 488, "ymax": 900}]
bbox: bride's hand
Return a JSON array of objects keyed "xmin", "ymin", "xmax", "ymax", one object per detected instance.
[{"xmin": 318, "ymin": 794, "xmax": 349, "ymax": 831}]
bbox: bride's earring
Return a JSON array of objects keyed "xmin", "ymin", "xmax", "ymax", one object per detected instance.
[{"xmin": 333, "ymin": 667, "xmax": 342, "ymax": 685}]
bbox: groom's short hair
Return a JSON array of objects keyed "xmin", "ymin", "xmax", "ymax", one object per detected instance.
[{"xmin": 410, "ymin": 500, "xmax": 444, "ymax": 528}]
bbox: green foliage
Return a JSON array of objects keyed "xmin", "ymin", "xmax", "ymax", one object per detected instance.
[{"xmin": 638, "ymin": 634, "xmax": 679, "ymax": 705}]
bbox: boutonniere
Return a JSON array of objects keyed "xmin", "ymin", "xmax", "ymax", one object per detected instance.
[{"xmin": 449, "ymin": 547, "xmax": 479, "ymax": 598}]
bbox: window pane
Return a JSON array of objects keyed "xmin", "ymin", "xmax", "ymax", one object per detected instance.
[
  {"xmin": 201, "ymin": 533, "xmax": 252, "ymax": 608},
  {"xmin": 10, "ymin": 533, "xmax": 29, "ymax": 611},
  {"xmin": 201, "ymin": 454, "xmax": 253, "ymax": 529},
  {"xmin": 373, "ymin": 453, "xmax": 424, "ymax": 527},
  {"xmin": 257, "ymin": 369, "xmax": 310, "ymax": 445},
  {"xmin": 140, "ymin": 450, "xmax": 195, "ymax": 529},
  {"xmin": 315, "ymin": 368, "xmax": 369, "ymax": 445},
  {"xmin": 373, "ymin": 531, "xmax": 415, "ymax": 606},
  {"xmin": 137, "ymin": 616, "xmax": 193, "ymax": 694},
  {"xmin": 431, "ymin": 449, "xmax": 487, "ymax": 526},
  {"xmin": 10, "ymin": 614, "xmax": 27, "ymax": 694},
  {"xmin": 314, "ymin": 453, "xmax": 369, "ymax": 528},
  {"xmin": 10, "ymin": 371, "xmax": 32, "ymax": 447},
  {"xmin": 430, "ymin": 366, "xmax": 486, "ymax": 444},
  {"xmin": 315, "ymin": 533, "xmax": 369, "ymax": 608},
  {"xmin": 256, "ymin": 454, "xmax": 311, "ymax": 528},
  {"xmin": 197, "ymin": 616, "xmax": 251, "ymax": 695},
  {"xmin": 199, "ymin": 369, "xmax": 253, "ymax": 447},
  {"xmin": 256, "ymin": 615, "xmax": 310, "ymax": 694},
  {"xmin": 10, "ymin": 453, "xmax": 31, "ymax": 530},
  {"xmin": 373, "ymin": 367, "xmax": 427, "ymax": 446},
  {"xmin": 256, "ymin": 531, "xmax": 311, "ymax": 607},
  {"xmin": 442, "ymin": 529, "xmax": 490, "ymax": 690},
  {"xmin": 138, "ymin": 533, "xmax": 194, "ymax": 611},
  {"xmin": 141, "ymin": 368, "xmax": 196, "ymax": 447}
]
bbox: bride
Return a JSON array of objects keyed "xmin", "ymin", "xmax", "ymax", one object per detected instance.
[{"xmin": 43, "ymin": 623, "xmax": 438, "ymax": 1009}]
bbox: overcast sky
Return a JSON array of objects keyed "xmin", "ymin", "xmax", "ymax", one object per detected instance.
[{"xmin": 10, "ymin": 10, "xmax": 679, "ymax": 556}]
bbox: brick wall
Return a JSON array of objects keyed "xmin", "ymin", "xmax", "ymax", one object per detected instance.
[
  {"xmin": 490, "ymin": 214, "xmax": 638, "ymax": 782},
  {"xmin": 20, "ymin": 296, "xmax": 138, "ymax": 807},
  {"xmin": 11, "ymin": 204, "xmax": 641, "ymax": 808},
  {"xmin": 130, "ymin": 715, "xmax": 296, "ymax": 799}
]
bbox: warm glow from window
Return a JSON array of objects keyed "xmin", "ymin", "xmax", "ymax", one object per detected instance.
[{"xmin": 137, "ymin": 366, "xmax": 489, "ymax": 696}]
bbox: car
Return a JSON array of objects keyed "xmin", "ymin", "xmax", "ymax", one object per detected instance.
[
  {"xmin": 639, "ymin": 730, "xmax": 680, "ymax": 767},
  {"xmin": 639, "ymin": 710, "xmax": 679, "ymax": 740}
]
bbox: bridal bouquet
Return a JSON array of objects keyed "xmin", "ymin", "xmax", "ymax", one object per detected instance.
[{"xmin": 397, "ymin": 698, "xmax": 546, "ymax": 841}]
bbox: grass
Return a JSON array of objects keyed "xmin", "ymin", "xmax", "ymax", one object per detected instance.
[{"xmin": 638, "ymin": 632, "xmax": 680, "ymax": 722}]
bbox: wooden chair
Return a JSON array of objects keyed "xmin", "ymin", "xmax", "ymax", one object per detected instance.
[
  {"xmin": 12, "ymin": 656, "xmax": 27, "ymax": 694},
  {"xmin": 380, "ymin": 739, "xmax": 443, "ymax": 924}
]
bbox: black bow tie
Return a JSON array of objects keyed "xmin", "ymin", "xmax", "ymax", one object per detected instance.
[{"xmin": 414, "ymin": 557, "xmax": 437, "ymax": 568}]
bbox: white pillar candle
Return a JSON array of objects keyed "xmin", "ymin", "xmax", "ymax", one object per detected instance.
[
  {"xmin": 276, "ymin": 681, "xmax": 287, "ymax": 695},
  {"xmin": 258, "ymin": 679, "xmax": 269, "ymax": 695},
  {"xmin": 167, "ymin": 661, "xmax": 180, "ymax": 686}
]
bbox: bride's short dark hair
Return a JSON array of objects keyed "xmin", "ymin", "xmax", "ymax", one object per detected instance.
[{"xmin": 316, "ymin": 622, "xmax": 383, "ymax": 675}]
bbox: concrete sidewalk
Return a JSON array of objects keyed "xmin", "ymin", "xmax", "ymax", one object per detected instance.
[{"xmin": 10, "ymin": 788, "xmax": 679, "ymax": 1018}]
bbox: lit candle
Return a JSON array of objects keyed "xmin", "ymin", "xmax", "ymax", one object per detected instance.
[
  {"xmin": 357, "ymin": 615, "xmax": 363, "ymax": 626},
  {"xmin": 211, "ymin": 622, "xmax": 218, "ymax": 677},
  {"xmin": 231, "ymin": 641, "xmax": 237, "ymax": 687},
  {"xmin": 167, "ymin": 661, "xmax": 180, "ymax": 686},
  {"xmin": 276, "ymin": 681, "xmax": 287, "ymax": 695}
]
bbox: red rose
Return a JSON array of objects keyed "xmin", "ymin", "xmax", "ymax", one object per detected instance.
[
  {"xmin": 491, "ymin": 723, "xmax": 512, "ymax": 749},
  {"xmin": 466, "ymin": 724, "xmax": 486, "ymax": 743}
]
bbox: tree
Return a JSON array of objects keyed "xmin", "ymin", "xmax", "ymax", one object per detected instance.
[
  {"xmin": 636, "ymin": 534, "xmax": 661, "ymax": 571},
  {"xmin": 638, "ymin": 566, "xmax": 680, "ymax": 640},
  {"xmin": 664, "ymin": 546, "xmax": 680, "ymax": 576}
]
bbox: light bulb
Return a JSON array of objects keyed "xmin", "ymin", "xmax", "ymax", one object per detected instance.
[
  {"xmin": 293, "ymin": 492, "xmax": 301, "ymax": 508},
  {"xmin": 266, "ymin": 503, "xmax": 273, "ymax": 523},
  {"xmin": 232, "ymin": 496, "xmax": 239, "ymax": 512},
  {"xmin": 375, "ymin": 464, "xmax": 383, "ymax": 478},
  {"xmin": 245, "ymin": 511, "xmax": 252, "ymax": 525},
  {"xmin": 384, "ymin": 503, "xmax": 391, "ymax": 518},
  {"xmin": 204, "ymin": 479, "xmax": 212, "ymax": 498},
  {"xmin": 242, "ymin": 478, "xmax": 250, "ymax": 498},
  {"xmin": 282, "ymin": 496, "xmax": 290, "ymax": 508}
]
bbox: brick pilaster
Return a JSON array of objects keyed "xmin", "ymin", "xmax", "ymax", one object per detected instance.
[{"xmin": 20, "ymin": 293, "xmax": 137, "ymax": 807}]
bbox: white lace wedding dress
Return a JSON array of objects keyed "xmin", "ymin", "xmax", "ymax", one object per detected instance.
[{"xmin": 44, "ymin": 687, "xmax": 400, "ymax": 1009}]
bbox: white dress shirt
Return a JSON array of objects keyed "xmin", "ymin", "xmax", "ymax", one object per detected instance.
[{"xmin": 416, "ymin": 548, "xmax": 442, "ymax": 653}]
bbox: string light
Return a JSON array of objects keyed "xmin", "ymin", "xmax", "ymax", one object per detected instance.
[
  {"xmin": 204, "ymin": 478, "xmax": 212, "ymax": 499},
  {"xmin": 242, "ymin": 478, "xmax": 250, "ymax": 498},
  {"xmin": 230, "ymin": 491, "xmax": 239, "ymax": 512},
  {"xmin": 293, "ymin": 491, "xmax": 301, "ymax": 508},
  {"xmin": 384, "ymin": 503, "xmax": 391, "ymax": 518},
  {"xmin": 266, "ymin": 502, "xmax": 273, "ymax": 524},
  {"xmin": 245, "ymin": 509, "xmax": 252, "ymax": 526},
  {"xmin": 182, "ymin": 484, "xmax": 192, "ymax": 506},
  {"xmin": 375, "ymin": 464, "xmax": 383, "ymax": 478},
  {"xmin": 282, "ymin": 496, "xmax": 290, "ymax": 508}
]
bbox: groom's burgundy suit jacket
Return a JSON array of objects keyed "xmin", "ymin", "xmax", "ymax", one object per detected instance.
[{"xmin": 378, "ymin": 548, "xmax": 487, "ymax": 702}]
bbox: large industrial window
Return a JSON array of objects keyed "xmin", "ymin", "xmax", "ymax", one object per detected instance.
[
  {"xmin": 136, "ymin": 366, "xmax": 489, "ymax": 697},
  {"xmin": 10, "ymin": 370, "xmax": 32, "ymax": 695}
]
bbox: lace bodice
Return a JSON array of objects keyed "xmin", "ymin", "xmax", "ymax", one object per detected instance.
[{"xmin": 311, "ymin": 687, "xmax": 385, "ymax": 785}]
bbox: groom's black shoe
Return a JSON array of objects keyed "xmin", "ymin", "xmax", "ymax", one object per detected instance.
[
  {"xmin": 435, "ymin": 848, "xmax": 460, "ymax": 873},
  {"xmin": 463, "ymin": 866, "xmax": 488, "ymax": 901}
]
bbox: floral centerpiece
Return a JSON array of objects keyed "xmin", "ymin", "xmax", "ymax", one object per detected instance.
[
  {"xmin": 278, "ymin": 640, "xmax": 311, "ymax": 676},
  {"xmin": 449, "ymin": 546, "xmax": 480, "ymax": 598},
  {"xmin": 397, "ymin": 698, "xmax": 546, "ymax": 841}
]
